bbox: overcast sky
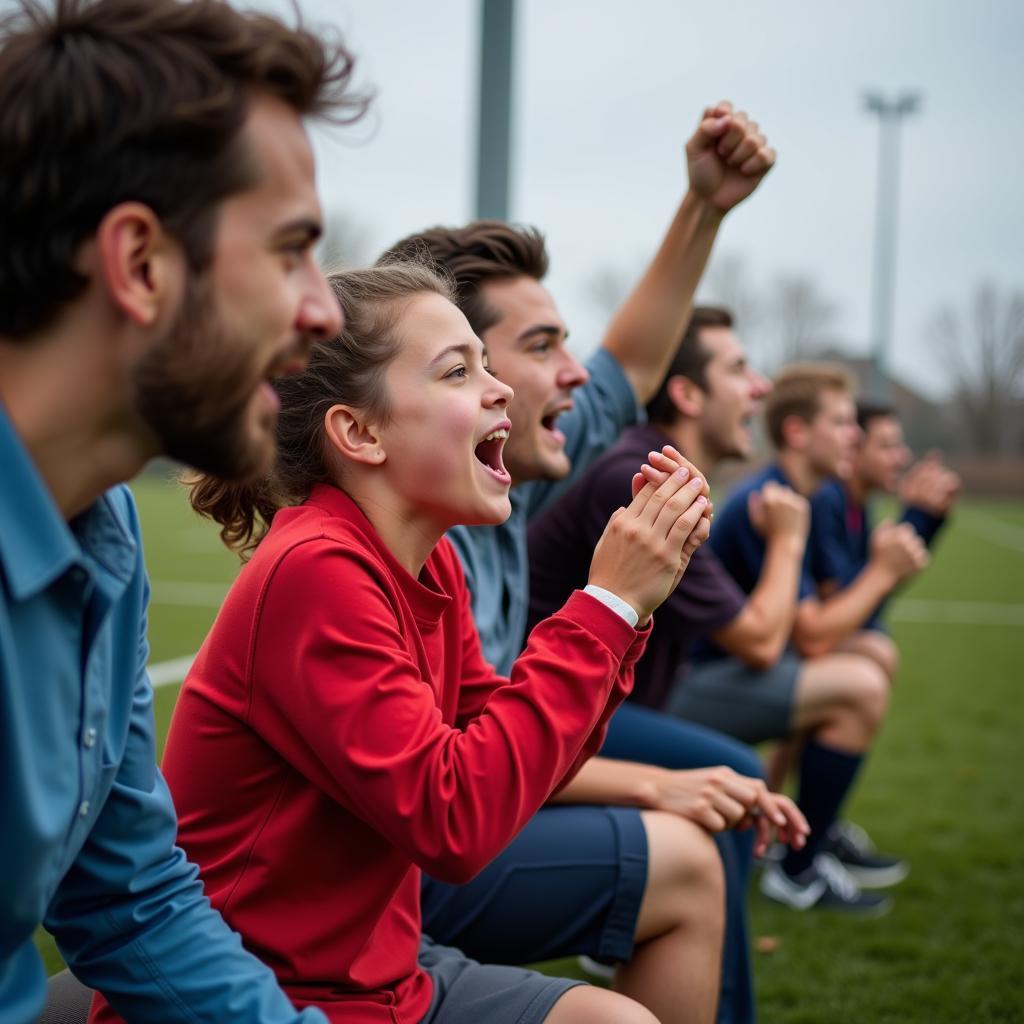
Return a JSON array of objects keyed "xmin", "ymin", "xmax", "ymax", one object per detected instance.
[
  {"xmin": 7, "ymin": 0, "xmax": 1015, "ymax": 395},
  {"xmin": 254, "ymin": 0, "xmax": 1021, "ymax": 398}
]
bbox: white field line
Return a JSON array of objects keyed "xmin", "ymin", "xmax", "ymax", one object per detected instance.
[
  {"xmin": 149, "ymin": 655, "xmax": 196, "ymax": 688},
  {"xmin": 962, "ymin": 513, "xmax": 1024, "ymax": 554},
  {"xmin": 145, "ymin": 597, "xmax": 1024, "ymax": 691},
  {"xmin": 889, "ymin": 599, "xmax": 1024, "ymax": 627}
]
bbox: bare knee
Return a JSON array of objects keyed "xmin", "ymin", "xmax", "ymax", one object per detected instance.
[
  {"xmin": 635, "ymin": 812, "xmax": 724, "ymax": 939},
  {"xmin": 842, "ymin": 657, "xmax": 890, "ymax": 732},
  {"xmin": 546, "ymin": 984, "xmax": 660, "ymax": 1024},
  {"xmin": 869, "ymin": 633, "xmax": 900, "ymax": 684},
  {"xmin": 846, "ymin": 631, "xmax": 900, "ymax": 684}
]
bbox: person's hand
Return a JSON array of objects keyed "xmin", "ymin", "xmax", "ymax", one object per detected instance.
[
  {"xmin": 645, "ymin": 766, "xmax": 809, "ymax": 858},
  {"xmin": 748, "ymin": 481, "xmax": 810, "ymax": 543},
  {"xmin": 870, "ymin": 520, "xmax": 929, "ymax": 585},
  {"xmin": 629, "ymin": 446, "xmax": 714, "ymax": 588},
  {"xmin": 588, "ymin": 460, "xmax": 709, "ymax": 626},
  {"xmin": 899, "ymin": 453, "xmax": 961, "ymax": 517},
  {"xmin": 686, "ymin": 100, "xmax": 776, "ymax": 213}
]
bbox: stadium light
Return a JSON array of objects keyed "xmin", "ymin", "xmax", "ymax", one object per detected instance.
[{"xmin": 863, "ymin": 90, "xmax": 921, "ymax": 398}]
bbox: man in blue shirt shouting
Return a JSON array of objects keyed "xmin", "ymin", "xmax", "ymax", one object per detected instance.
[{"xmin": 0, "ymin": 1, "xmax": 361, "ymax": 1020}]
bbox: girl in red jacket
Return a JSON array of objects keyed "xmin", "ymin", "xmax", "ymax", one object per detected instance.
[{"xmin": 92, "ymin": 263, "xmax": 737, "ymax": 1024}]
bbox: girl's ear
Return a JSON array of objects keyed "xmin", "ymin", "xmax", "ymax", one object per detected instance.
[{"xmin": 324, "ymin": 404, "xmax": 386, "ymax": 466}]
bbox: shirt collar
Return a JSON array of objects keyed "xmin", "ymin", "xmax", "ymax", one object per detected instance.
[
  {"xmin": 304, "ymin": 483, "xmax": 452, "ymax": 626},
  {"xmin": 0, "ymin": 403, "xmax": 137, "ymax": 600}
]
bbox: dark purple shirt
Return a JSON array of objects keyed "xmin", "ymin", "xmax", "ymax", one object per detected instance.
[{"xmin": 527, "ymin": 424, "xmax": 747, "ymax": 709}]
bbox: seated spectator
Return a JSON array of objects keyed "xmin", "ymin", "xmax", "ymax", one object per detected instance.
[
  {"xmin": 701, "ymin": 364, "xmax": 929, "ymax": 905},
  {"xmin": 386, "ymin": 104, "xmax": 794, "ymax": 1024},
  {"xmin": 809, "ymin": 398, "xmax": 960, "ymax": 675},
  {"xmin": 529, "ymin": 330, "xmax": 904, "ymax": 913},
  {"xmin": 0, "ymin": 1, "xmax": 360, "ymax": 1020},
  {"xmin": 92, "ymin": 264, "xmax": 768, "ymax": 1024}
]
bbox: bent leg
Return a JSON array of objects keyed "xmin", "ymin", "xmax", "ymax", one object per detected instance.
[
  {"xmin": 422, "ymin": 805, "xmax": 646, "ymax": 967},
  {"xmin": 615, "ymin": 811, "xmax": 724, "ymax": 1024},
  {"xmin": 545, "ymin": 986, "xmax": 659, "ymax": 1024},
  {"xmin": 834, "ymin": 630, "xmax": 900, "ymax": 685},
  {"xmin": 601, "ymin": 702, "xmax": 760, "ymax": 1024},
  {"xmin": 781, "ymin": 654, "xmax": 890, "ymax": 874},
  {"xmin": 422, "ymin": 804, "xmax": 726, "ymax": 1024}
]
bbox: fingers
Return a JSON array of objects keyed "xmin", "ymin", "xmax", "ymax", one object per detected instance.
[
  {"xmin": 740, "ymin": 146, "xmax": 776, "ymax": 176},
  {"xmin": 661, "ymin": 485, "xmax": 709, "ymax": 543},
  {"xmin": 715, "ymin": 110, "xmax": 750, "ymax": 160},
  {"xmin": 682, "ymin": 515, "xmax": 711, "ymax": 556}
]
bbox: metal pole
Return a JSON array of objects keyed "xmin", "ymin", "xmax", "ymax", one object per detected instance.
[
  {"xmin": 863, "ymin": 92, "xmax": 920, "ymax": 398},
  {"xmin": 475, "ymin": 0, "xmax": 515, "ymax": 221}
]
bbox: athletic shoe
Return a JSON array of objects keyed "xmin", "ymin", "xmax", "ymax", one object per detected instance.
[
  {"xmin": 820, "ymin": 821, "xmax": 909, "ymax": 889},
  {"xmin": 577, "ymin": 955, "xmax": 615, "ymax": 981},
  {"xmin": 760, "ymin": 856, "xmax": 892, "ymax": 915}
]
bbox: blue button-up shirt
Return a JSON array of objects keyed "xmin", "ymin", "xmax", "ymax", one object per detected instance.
[
  {"xmin": 0, "ymin": 405, "xmax": 325, "ymax": 1023},
  {"xmin": 448, "ymin": 348, "xmax": 639, "ymax": 674}
]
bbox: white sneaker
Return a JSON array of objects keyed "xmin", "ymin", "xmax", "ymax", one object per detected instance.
[
  {"xmin": 577, "ymin": 955, "xmax": 616, "ymax": 981},
  {"xmin": 760, "ymin": 855, "xmax": 892, "ymax": 915}
]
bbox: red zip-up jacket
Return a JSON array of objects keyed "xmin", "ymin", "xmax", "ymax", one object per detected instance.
[{"xmin": 91, "ymin": 483, "xmax": 646, "ymax": 1024}]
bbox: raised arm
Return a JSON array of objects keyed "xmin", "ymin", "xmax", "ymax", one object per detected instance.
[
  {"xmin": 602, "ymin": 101, "xmax": 776, "ymax": 405},
  {"xmin": 793, "ymin": 520, "xmax": 929, "ymax": 658},
  {"xmin": 711, "ymin": 482, "xmax": 809, "ymax": 669}
]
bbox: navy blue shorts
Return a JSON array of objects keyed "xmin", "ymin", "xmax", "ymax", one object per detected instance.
[{"xmin": 422, "ymin": 804, "xmax": 647, "ymax": 965}]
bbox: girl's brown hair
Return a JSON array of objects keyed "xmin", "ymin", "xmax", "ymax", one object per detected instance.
[{"xmin": 187, "ymin": 261, "xmax": 454, "ymax": 558}]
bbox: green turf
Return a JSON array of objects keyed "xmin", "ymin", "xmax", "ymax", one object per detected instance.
[{"xmin": 36, "ymin": 482, "xmax": 1024, "ymax": 1020}]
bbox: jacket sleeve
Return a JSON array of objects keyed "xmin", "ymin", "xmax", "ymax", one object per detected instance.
[
  {"xmin": 47, "ymin": 571, "xmax": 324, "ymax": 1024},
  {"xmin": 451, "ymin": 537, "xmax": 647, "ymax": 791},
  {"xmin": 245, "ymin": 540, "xmax": 641, "ymax": 885}
]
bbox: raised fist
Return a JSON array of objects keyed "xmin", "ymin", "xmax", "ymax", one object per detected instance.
[
  {"xmin": 748, "ymin": 481, "xmax": 810, "ymax": 542},
  {"xmin": 686, "ymin": 100, "xmax": 776, "ymax": 213},
  {"xmin": 870, "ymin": 520, "xmax": 929, "ymax": 584},
  {"xmin": 900, "ymin": 454, "xmax": 961, "ymax": 517}
]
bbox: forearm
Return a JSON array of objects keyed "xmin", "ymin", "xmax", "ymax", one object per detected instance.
[
  {"xmin": 740, "ymin": 535, "xmax": 804, "ymax": 659},
  {"xmin": 601, "ymin": 190, "xmax": 724, "ymax": 405},
  {"xmin": 794, "ymin": 562, "xmax": 895, "ymax": 655},
  {"xmin": 50, "ymin": 775, "xmax": 324, "ymax": 1024},
  {"xmin": 548, "ymin": 756, "xmax": 661, "ymax": 807}
]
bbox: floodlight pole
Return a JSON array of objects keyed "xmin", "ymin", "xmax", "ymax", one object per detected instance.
[
  {"xmin": 475, "ymin": 0, "xmax": 515, "ymax": 221},
  {"xmin": 863, "ymin": 91, "xmax": 920, "ymax": 398}
]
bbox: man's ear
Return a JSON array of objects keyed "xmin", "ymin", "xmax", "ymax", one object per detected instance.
[
  {"xmin": 324, "ymin": 404, "xmax": 386, "ymax": 466},
  {"xmin": 781, "ymin": 413, "xmax": 809, "ymax": 452},
  {"xmin": 90, "ymin": 202, "xmax": 183, "ymax": 327},
  {"xmin": 666, "ymin": 375, "xmax": 705, "ymax": 418}
]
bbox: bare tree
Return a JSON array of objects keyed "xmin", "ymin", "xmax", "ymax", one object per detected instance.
[
  {"xmin": 698, "ymin": 251, "xmax": 763, "ymax": 338},
  {"xmin": 931, "ymin": 282, "xmax": 1024, "ymax": 453},
  {"xmin": 768, "ymin": 273, "xmax": 838, "ymax": 366}
]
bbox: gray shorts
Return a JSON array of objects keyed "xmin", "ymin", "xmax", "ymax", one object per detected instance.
[
  {"xmin": 419, "ymin": 936, "xmax": 584, "ymax": 1024},
  {"xmin": 668, "ymin": 652, "xmax": 801, "ymax": 744}
]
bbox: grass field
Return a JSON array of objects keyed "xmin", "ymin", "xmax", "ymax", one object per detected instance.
[{"xmin": 37, "ymin": 474, "xmax": 1024, "ymax": 1022}]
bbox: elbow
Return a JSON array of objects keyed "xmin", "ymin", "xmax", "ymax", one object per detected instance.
[
  {"xmin": 738, "ymin": 642, "xmax": 776, "ymax": 672},
  {"xmin": 419, "ymin": 851, "xmax": 487, "ymax": 886},
  {"xmin": 736, "ymin": 630, "xmax": 790, "ymax": 672}
]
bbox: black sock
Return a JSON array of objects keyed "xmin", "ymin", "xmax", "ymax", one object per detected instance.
[{"xmin": 782, "ymin": 739, "xmax": 864, "ymax": 877}]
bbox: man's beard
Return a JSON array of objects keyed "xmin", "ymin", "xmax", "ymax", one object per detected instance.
[{"xmin": 131, "ymin": 276, "xmax": 279, "ymax": 482}]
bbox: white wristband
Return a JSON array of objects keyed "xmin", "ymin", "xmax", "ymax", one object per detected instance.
[{"xmin": 583, "ymin": 585, "xmax": 640, "ymax": 628}]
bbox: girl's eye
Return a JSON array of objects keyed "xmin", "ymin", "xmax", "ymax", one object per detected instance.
[{"xmin": 445, "ymin": 365, "xmax": 468, "ymax": 380}]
